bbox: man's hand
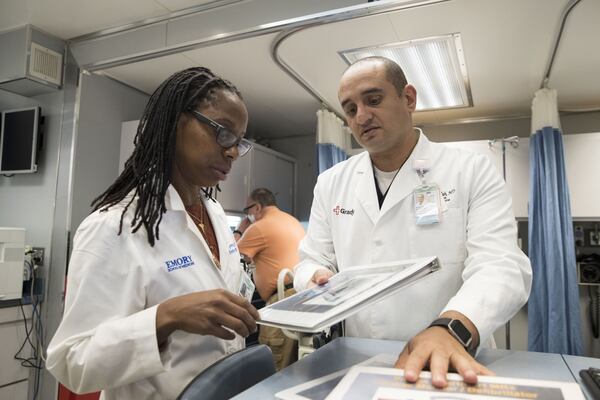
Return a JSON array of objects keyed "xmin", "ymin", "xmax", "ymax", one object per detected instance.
[
  {"xmin": 395, "ymin": 314, "xmax": 493, "ymax": 388},
  {"xmin": 234, "ymin": 218, "xmax": 252, "ymax": 240},
  {"xmin": 308, "ymin": 268, "xmax": 334, "ymax": 288},
  {"xmin": 156, "ymin": 289, "xmax": 259, "ymax": 345},
  {"xmin": 238, "ymin": 217, "xmax": 251, "ymax": 232}
]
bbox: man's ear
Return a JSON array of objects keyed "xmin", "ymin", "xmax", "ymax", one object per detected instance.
[{"xmin": 403, "ymin": 84, "xmax": 417, "ymax": 112}]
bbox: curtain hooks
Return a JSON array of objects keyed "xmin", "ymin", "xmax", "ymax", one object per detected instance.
[
  {"xmin": 542, "ymin": 77, "xmax": 550, "ymax": 89},
  {"xmin": 489, "ymin": 137, "xmax": 519, "ymax": 149}
]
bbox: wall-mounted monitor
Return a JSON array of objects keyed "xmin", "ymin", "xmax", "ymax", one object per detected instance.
[{"xmin": 0, "ymin": 107, "xmax": 41, "ymax": 174}]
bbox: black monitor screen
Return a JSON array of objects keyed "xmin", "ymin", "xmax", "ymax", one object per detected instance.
[{"xmin": 1, "ymin": 108, "xmax": 39, "ymax": 173}]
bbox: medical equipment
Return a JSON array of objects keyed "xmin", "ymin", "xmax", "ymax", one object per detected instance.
[
  {"xmin": 0, "ymin": 227, "xmax": 25, "ymax": 300},
  {"xmin": 276, "ymin": 268, "xmax": 344, "ymax": 359}
]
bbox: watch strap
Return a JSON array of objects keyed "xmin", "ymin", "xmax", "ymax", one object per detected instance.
[{"xmin": 428, "ymin": 317, "xmax": 476, "ymax": 355}]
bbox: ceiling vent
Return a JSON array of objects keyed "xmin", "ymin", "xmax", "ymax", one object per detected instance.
[
  {"xmin": 29, "ymin": 42, "xmax": 63, "ymax": 86},
  {"xmin": 0, "ymin": 25, "xmax": 65, "ymax": 97}
]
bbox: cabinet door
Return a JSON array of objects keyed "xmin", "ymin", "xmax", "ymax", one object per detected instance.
[
  {"xmin": 444, "ymin": 132, "xmax": 600, "ymax": 219},
  {"xmin": 0, "ymin": 307, "xmax": 32, "ymax": 387},
  {"xmin": 563, "ymin": 132, "xmax": 600, "ymax": 218},
  {"xmin": 218, "ymin": 153, "xmax": 251, "ymax": 212},
  {"xmin": 0, "ymin": 380, "xmax": 28, "ymax": 400},
  {"xmin": 250, "ymin": 148, "xmax": 295, "ymax": 214},
  {"xmin": 497, "ymin": 131, "xmax": 600, "ymax": 218}
]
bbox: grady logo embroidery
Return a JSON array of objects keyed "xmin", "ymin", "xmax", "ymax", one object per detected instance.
[
  {"xmin": 165, "ymin": 255, "xmax": 195, "ymax": 272},
  {"xmin": 333, "ymin": 205, "xmax": 355, "ymax": 216}
]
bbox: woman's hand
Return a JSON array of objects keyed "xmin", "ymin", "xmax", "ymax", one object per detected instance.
[{"xmin": 156, "ymin": 289, "xmax": 259, "ymax": 344}]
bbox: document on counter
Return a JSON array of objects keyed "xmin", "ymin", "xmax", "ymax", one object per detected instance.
[
  {"xmin": 258, "ymin": 256, "xmax": 440, "ymax": 333},
  {"xmin": 276, "ymin": 354, "xmax": 397, "ymax": 400},
  {"xmin": 325, "ymin": 366, "xmax": 585, "ymax": 400}
]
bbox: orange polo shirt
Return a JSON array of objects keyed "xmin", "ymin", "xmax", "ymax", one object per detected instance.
[{"xmin": 237, "ymin": 206, "xmax": 305, "ymax": 301}]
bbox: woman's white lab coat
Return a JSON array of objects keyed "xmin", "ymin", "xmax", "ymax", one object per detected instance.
[
  {"xmin": 295, "ymin": 133, "xmax": 532, "ymax": 346},
  {"xmin": 47, "ymin": 186, "xmax": 245, "ymax": 399}
]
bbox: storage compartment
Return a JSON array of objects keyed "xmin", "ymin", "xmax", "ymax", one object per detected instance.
[
  {"xmin": 0, "ymin": 306, "xmax": 32, "ymax": 388},
  {"xmin": 0, "ymin": 25, "xmax": 65, "ymax": 96},
  {"xmin": 0, "ymin": 379, "xmax": 29, "ymax": 400}
]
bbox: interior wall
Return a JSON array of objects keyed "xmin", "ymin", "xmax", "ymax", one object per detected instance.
[
  {"xmin": 0, "ymin": 87, "xmax": 64, "ymax": 400},
  {"xmin": 26, "ymin": 72, "xmax": 149, "ymax": 400},
  {"xmin": 0, "ymin": 89, "xmax": 62, "ymax": 257},
  {"xmin": 70, "ymin": 74, "xmax": 149, "ymax": 233},
  {"xmin": 39, "ymin": 52, "xmax": 80, "ymax": 400},
  {"xmin": 269, "ymin": 134, "xmax": 317, "ymax": 222}
]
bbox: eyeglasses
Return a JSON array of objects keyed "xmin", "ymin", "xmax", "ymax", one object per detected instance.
[
  {"xmin": 189, "ymin": 109, "xmax": 253, "ymax": 157},
  {"xmin": 243, "ymin": 203, "xmax": 257, "ymax": 215}
]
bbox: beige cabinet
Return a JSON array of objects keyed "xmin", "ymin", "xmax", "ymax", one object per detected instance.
[
  {"xmin": 0, "ymin": 306, "xmax": 32, "ymax": 399},
  {"xmin": 443, "ymin": 131, "xmax": 600, "ymax": 219},
  {"xmin": 218, "ymin": 143, "xmax": 296, "ymax": 214}
]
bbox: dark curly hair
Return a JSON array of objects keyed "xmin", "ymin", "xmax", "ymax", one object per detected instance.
[{"xmin": 91, "ymin": 67, "xmax": 242, "ymax": 246}]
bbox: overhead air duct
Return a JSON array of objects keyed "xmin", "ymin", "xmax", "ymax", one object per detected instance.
[{"xmin": 0, "ymin": 25, "xmax": 65, "ymax": 97}]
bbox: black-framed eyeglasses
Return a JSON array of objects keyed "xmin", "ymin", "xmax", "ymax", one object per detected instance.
[
  {"xmin": 189, "ymin": 109, "xmax": 253, "ymax": 157},
  {"xmin": 243, "ymin": 203, "xmax": 257, "ymax": 215}
]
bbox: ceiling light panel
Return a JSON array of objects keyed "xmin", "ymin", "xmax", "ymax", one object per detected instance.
[{"xmin": 340, "ymin": 34, "xmax": 472, "ymax": 111}]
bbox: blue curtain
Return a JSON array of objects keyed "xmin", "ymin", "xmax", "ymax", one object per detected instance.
[
  {"xmin": 317, "ymin": 143, "xmax": 347, "ymax": 174},
  {"xmin": 528, "ymin": 126, "xmax": 583, "ymax": 355}
]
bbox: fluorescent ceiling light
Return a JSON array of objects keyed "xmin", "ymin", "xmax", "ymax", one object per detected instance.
[{"xmin": 339, "ymin": 34, "xmax": 472, "ymax": 111}]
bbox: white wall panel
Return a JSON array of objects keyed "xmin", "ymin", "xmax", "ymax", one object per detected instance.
[
  {"xmin": 71, "ymin": 74, "xmax": 148, "ymax": 233},
  {"xmin": 218, "ymin": 151, "xmax": 251, "ymax": 213},
  {"xmin": 250, "ymin": 147, "xmax": 295, "ymax": 214}
]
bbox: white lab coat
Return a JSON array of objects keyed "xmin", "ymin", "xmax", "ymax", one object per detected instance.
[
  {"xmin": 295, "ymin": 132, "xmax": 532, "ymax": 346},
  {"xmin": 47, "ymin": 186, "xmax": 245, "ymax": 399}
]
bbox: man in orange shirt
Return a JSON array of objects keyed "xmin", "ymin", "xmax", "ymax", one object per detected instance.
[{"xmin": 234, "ymin": 188, "xmax": 305, "ymax": 369}]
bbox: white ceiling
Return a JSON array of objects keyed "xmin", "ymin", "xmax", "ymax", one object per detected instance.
[
  {"xmin": 101, "ymin": 34, "xmax": 321, "ymax": 139},
  {"xmin": 1, "ymin": 0, "xmax": 598, "ymax": 139},
  {"xmin": 278, "ymin": 0, "xmax": 600, "ymax": 125},
  {"xmin": 0, "ymin": 0, "xmax": 223, "ymax": 39}
]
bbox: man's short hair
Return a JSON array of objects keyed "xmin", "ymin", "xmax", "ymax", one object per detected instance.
[
  {"xmin": 350, "ymin": 56, "xmax": 408, "ymax": 96},
  {"xmin": 250, "ymin": 188, "xmax": 277, "ymax": 207}
]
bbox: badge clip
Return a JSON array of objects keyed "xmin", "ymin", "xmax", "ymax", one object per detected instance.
[{"xmin": 412, "ymin": 159, "xmax": 431, "ymax": 184}]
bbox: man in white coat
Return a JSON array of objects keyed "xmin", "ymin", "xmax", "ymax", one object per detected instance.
[{"xmin": 294, "ymin": 57, "xmax": 532, "ymax": 388}]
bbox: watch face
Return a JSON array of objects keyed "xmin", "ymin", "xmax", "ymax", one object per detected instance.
[{"xmin": 449, "ymin": 319, "xmax": 471, "ymax": 345}]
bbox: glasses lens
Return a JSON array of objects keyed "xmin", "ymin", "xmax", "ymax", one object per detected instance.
[
  {"xmin": 243, "ymin": 204, "xmax": 256, "ymax": 214},
  {"xmin": 238, "ymin": 140, "xmax": 252, "ymax": 156},
  {"xmin": 216, "ymin": 128, "xmax": 239, "ymax": 148},
  {"xmin": 216, "ymin": 128, "xmax": 252, "ymax": 157}
]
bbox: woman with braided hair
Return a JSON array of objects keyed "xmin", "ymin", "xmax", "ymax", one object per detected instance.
[{"xmin": 47, "ymin": 67, "xmax": 260, "ymax": 399}]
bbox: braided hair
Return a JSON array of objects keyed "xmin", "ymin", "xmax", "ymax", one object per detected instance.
[{"xmin": 91, "ymin": 67, "xmax": 242, "ymax": 246}]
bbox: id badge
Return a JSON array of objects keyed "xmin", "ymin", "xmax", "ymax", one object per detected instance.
[
  {"xmin": 237, "ymin": 271, "xmax": 255, "ymax": 303},
  {"xmin": 414, "ymin": 184, "xmax": 441, "ymax": 225}
]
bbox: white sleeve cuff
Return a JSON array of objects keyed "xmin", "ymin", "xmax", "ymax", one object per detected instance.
[
  {"xmin": 132, "ymin": 305, "xmax": 171, "ymax": 376},
  {"xmin": 293, "ymin": 261, "xmax": 327, "ymax": 291}
]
